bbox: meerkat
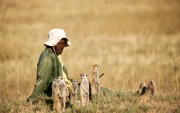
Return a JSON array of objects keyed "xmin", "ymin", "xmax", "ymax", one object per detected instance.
[
  {"xmin": 71, "ymin": 80, "xmax": 78, "ymax": 103},
  {"xmin": 52, "ymin": 76, "xmax": 67, "ymax": 112},
  {"xmin": 80, "ymin": 73, "xmax": 89, "ymax": 106},
  {"xmin": 91, "ymin": 65, "xmax": 100, "ymax": 95},
  {"xmin": 138, "ymin": 80, "xmax": 156, "ymax": 103}
]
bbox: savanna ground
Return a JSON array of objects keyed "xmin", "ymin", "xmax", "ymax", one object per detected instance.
[{"xmin": 0, "ymin": 0, "xmax": 180, "ymax": 112}]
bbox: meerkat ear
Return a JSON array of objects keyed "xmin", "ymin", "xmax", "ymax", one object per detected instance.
[{"xmin": 86, "ymin": 74, "xmax": 87, "ymax": 76}]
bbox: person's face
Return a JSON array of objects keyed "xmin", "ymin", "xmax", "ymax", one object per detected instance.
[{"xmin": 54, "ymin": 39, "xmax": 67, "ymax": 55}]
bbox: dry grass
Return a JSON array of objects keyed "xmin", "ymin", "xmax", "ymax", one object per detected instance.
[{"xmin": 0, "ymin": 0, "xmax": 180, "ymax": 112}]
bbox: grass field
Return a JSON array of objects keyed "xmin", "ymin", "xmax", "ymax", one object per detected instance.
[{"xmin": 0, "ymin": 0, "xmax": 180, "ymax": 112}]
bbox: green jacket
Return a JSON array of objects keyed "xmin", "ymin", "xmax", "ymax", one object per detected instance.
[{"xmin": 27, "ymin": 48, "xmax": 70, "ymax": 102}]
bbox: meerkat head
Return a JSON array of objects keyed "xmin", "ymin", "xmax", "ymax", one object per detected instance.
[
  {"xmin": 53, "ymin": 76, "xmax": 61, "ymax": 82},
  {"xmin": 80, "ymin": 73, "xmax": 87, "ymax": 79},
  {"xmin": 72, "ymin": 80, "xmax": 78, "ymax": 86},
  {"xmin": 72, "ymin": 80, "xmax": 78, "ymax": 83},
  {"xmin": 56, "ymin": 76, "xmax": 63, "ymax": 81},
  {"xmin": 53, "ymin": 76, "xmax": 65, "ymax": 85},
  {"xmin": 93, "ymin": 65, "xmax": 99, "ymax": 71}
]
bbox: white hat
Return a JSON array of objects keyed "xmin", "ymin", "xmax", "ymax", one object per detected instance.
[{"xmin": 44, "ymin": 28, "xmax": 71, "ymax": 47}]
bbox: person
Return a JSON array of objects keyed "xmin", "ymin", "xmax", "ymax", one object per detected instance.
[{"xmin": 27, "ymin": 28, "xmax": 72, "ymax": 103}]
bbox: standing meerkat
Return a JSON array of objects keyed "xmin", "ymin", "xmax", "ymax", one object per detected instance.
[
  {"xmin": 80, "ymin": 73, "xmax": 89, "ymax": 106},
  {"xmin": 52, "ymin": 76, "xmax": 67, "ymax": 112},
  {"xmin": 91, "ymin": 65, "xmax": 100, "ymax": 95},
  {"xmin": 138, "ymin": 80, "xmax": 156, "ymax": 103},
  {"xmin": 71, "ymin": 80, "xmax": 78, "ymax": 103}
]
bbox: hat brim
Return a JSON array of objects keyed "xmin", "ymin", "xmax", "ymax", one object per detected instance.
[{"xmin": 44, "ymin": 37, "xmax": 71, "ymax": 47}]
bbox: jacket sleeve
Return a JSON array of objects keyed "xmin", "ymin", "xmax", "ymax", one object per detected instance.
[{"xmin": 27, "ymin": 57, "xmax": 53, "ymax": 102}]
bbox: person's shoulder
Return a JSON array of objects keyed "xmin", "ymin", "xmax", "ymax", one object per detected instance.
[
  {"xmin": 38, "ymin": 48, "xmax": 56, "ymax": 63},
  {"xmin": 43, "ymin": 48, "xmax": 55, "ymax": 56}
]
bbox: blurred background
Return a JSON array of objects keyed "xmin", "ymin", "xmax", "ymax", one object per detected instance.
[{"xmin": 0, "ymin": 0, "xmax": 180, "ymax": 101}]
